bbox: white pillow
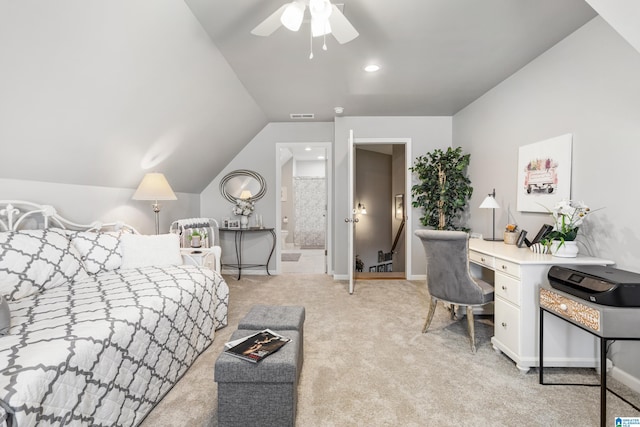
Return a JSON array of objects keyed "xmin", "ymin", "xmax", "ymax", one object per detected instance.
[
  {"xmin": 0, "ymin": 228, "xmax": 88, "ymax": 301},
  {"xmin": 120, "ymin": 233, "xmax": 182, "ymax": 269},
  {"xmin": 70, "ymin": 231, "xmax": 123, "ymax": 274}
]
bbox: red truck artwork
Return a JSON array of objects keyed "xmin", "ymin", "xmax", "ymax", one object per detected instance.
[{"xmin": 524, "ymin": 158, "xmax": 558, "ymax": 194}]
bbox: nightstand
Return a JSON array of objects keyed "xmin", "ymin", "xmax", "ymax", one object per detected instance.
[{"xmin": 180, "ymin": 247, "xmax": 222, "ymax": 274}]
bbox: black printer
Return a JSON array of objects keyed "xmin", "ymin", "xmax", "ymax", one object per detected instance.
[{"xmin": 548, "ymin": 265, "xmax": 640, "ymax": 307}]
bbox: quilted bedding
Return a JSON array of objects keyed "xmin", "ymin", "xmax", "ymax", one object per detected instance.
[{"xmin": 0, "ymin": 265, "xmax": 229, "ymax": 426}]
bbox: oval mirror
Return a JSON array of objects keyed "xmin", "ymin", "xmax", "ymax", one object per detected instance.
[{"xmin": 220, "ymin": 170, "xmax": 267, "ymax": 203}]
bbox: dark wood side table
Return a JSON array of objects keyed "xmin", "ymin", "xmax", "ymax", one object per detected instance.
[{"xmin": 219, "ymin": 227, "xmax": 276, "ymax": 280}]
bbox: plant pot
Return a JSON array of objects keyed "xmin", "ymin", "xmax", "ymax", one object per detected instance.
[
  {"xmin": 550, "ymin": 240, "xmax": 579, "ymax": 258},
  {"xmin": 503, "ymin": 232, "xmax": 518, "ymax": 245},
  {"xmin": 190, "ymin": 236, "xmax": 201, "ymax": 248}
]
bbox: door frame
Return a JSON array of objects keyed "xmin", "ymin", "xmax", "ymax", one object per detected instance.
[
  {"xmin": 274, "ymin": 142, "xmax": 333, "ymax": 275},
  {"xmin": 351, "ymin": 137, "xmax": 412, "ymax": 280}
]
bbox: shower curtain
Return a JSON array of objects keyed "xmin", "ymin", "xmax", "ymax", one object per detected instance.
[{"xmin": 294, "ymin": 177, "xmax": 326, "ymax": 249}]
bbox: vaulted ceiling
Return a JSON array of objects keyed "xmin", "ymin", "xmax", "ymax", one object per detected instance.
[
  {"xmin": 0, "ymin": 1, "xmax": 597, "ymax": 194},
  {"xmin": 186, "ymin": 0, "xmax": 597, "ymax": 121}
]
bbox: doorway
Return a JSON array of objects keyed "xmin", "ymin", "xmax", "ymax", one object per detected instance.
[
  {"xmin": 352, "ymin": 139, "xmax": 410, "ymax": 280},
  {"xmin": 276, "ymin": 143, "xmax": 332, "ymax": 274}
]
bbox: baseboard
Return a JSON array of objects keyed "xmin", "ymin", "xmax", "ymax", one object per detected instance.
[
  {"xmin": 610, "ymin": 362, "xmax": 640, "ymax": 394},
  {"xmin": 408, "ymin": 274, "xmax": 426, "ymax": 281},
  {"xmin": 221, "ymin": 268, "xmax": 267, "ymax": 276}
]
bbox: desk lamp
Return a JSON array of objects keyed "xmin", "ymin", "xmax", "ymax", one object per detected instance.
[{"xmin": 479, "ymin": 188, "xmax": 501, "ymax": 241}]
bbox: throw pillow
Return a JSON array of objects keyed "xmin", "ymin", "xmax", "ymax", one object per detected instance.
[
  {"xmin": 70, "ymin": 231, "xmax": 123, "ymax": 274},
  {"xmin": 0, "ymin": 228, "xmax": 89, "ymax": 301},
  {"xmin": 120, "ymin": 233, "xmax": 182, "ymax": 269}
]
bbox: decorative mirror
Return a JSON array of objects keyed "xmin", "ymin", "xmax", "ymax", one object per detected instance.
[{"xmin": 220, "ymin": 169, "xmax": 267, "ymax": 203}]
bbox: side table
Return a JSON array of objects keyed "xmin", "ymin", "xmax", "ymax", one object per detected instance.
[
  {"xmin": 219, "ymin": 228, "xmax": 276, "ymax": 279},
  {"xmin": 180, "ymin": 247, "xmax": 221, "ymax": 274}
]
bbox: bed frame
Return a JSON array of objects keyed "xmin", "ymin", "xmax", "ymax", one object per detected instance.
[{"xmin": 0, "ymin": 200, "xmax": 138, "ymax": 233}]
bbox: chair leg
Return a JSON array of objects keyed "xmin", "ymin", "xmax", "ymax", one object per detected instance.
[
  {"xmin": 466, "ymin": 306, "xmax": 476, "ymax": 353},
  {"xmin": 422, "ymin": 297, "xmax": 437, "ymax": 333}
]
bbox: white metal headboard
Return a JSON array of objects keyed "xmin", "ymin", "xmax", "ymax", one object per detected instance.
[{"xmin": 0, "ymin": 200, "xmax": 139, "ymax": 234}]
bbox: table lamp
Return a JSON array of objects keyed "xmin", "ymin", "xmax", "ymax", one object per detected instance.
[
  {"xmin": 132, "ymin": 172, "xmax": 177, "ymax": 234},
  {"xmin": 479, "ymin": 188, "xmax": 500, "ymax": 241}
]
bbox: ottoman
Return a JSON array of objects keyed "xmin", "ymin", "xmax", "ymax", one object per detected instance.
[
  {"xmin": 215, "ymin": 329, "xmax": 300, "ymax": 427},
  {"xmin": 238, "ymin": 305, "xmax": 305, "ymax": 369}
]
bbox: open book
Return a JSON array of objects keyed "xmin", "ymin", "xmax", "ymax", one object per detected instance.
[{"xmin": 224, "ymin": 329, "xmax": 290, "ymax": 363}]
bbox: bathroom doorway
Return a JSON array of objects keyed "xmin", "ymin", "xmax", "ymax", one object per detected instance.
[{"xmin": 276, "ymin": 143, "xmax": 332, "ymax": 274}]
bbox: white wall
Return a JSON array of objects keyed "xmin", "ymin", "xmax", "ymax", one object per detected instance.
[
  {"xmin": 0, "ymin": 0, "xmax": 266, "ymax": 193},
  {"xmin": 454, "ymin": 16, "xmax": 640, "ymax": 385},
  {"xmin": 200, "ymin": 122, "xmax": 334, "ymax": 273},
  {"xmin": 0, "ymin": 178, "xmax": 199, "ymax": 235},
  {"xmin": 334, "ymin": 117, "xmax": 452, "ymax": 278}
]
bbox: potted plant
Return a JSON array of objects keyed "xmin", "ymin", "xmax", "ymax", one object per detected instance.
[
  {"xmin": 410, "ymin": 147, "xmax": 473, "ymax": 231},
  {"xmin": 188, "ymin": 229, "xmax": 206, "ymax": 248},
  {"xmin": 540, "ymin": 199, "xmax": 596, "ymax": 257}
]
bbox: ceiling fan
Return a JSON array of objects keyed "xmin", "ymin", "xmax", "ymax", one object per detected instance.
[{"xmin": 251, "ymin": 0, "xmax": 359, "ymax": 56}]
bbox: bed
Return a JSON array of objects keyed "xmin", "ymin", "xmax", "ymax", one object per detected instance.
[{"xmin": 0, "ymin": 201, "xmax": 229, "ymax": 426}]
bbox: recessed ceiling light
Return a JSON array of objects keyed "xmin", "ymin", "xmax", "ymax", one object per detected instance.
[
  {"xmin": 364, "ymin": 64, "xmax": 380, "ymax": 73},
  {"xmin": 305, "ymin": 147, "xmax": 311, "ymax": 151},
  {"xmin": 317, "ymin": 156, "xmax": 325, "ymax": 160}
]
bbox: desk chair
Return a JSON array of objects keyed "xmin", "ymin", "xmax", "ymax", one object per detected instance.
[{"xmin": 415, "ymin": 230, "xmax": 494, "ymax": 352}]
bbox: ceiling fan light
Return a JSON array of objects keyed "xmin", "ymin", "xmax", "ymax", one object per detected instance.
[
  {"xmin": 280, "ymin": 1, "xmax": 305, "ymax": 32},
  {"xmin": 309, "ymin": 0, "xmax": 332, "ymax": 20},
  {"xmin": 311, "ymin": 16, "xmax": 332, "ymax": 37}
]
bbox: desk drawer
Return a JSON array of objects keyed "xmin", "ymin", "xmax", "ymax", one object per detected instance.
[
  {"xmin": 494, "ymin": 298, "xmax": 520, "ymax": 355},
  {"xmin": 469, "ymin": 250, "xmax": 494, "ymax": 269},
  {"xmin": 495, "ymin": 259, "xmax": 520, "ymax": 279},
  {"xmin": 495, "ymin": 273, "xmax": 521, "ymax": 306},
  {"xmin": 539, "ymin": 288, "xmax": 600, "ymax": 332}
]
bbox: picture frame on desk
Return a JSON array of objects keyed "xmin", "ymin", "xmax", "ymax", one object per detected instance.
[{"xmin": 227, "ymin": 219, "xmax": 240, "ymax": 229}]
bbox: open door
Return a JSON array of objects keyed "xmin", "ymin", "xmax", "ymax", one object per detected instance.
[{"xmin": 347, "ymin": 129, "xmax": 356, "ymax": 294}]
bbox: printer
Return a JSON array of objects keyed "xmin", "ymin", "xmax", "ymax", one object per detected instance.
[{"xmin": 547, "ymin": 265, "xmax": 640, "ymax": 307}]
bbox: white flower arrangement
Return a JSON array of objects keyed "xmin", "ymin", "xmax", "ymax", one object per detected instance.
[
  {"xmin": 542, "ymin": 199, "xmax": 596, "ymax": 243},
  {"xmin": 233, "ymin": 198, "xmax": 255, "ymax": 216}
]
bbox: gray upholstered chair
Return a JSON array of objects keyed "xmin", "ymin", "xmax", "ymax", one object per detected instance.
[{"xmin": 415, "ymin": 230, "xmax": 494, "ymax": 352}]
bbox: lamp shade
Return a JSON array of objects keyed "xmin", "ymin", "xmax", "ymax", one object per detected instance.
[
  {"xmin": 239, "ymin": 190, "xmax": 253, "ymax": 200},
  {"xmin": 280, "ymin": 1, "xmax": 305, "ymax": 31},
  {"xmin": 132, "ymin": 173, "xmax": 177, "ymax": 201},
  {"xmin": 479, "ymin": 195, "xmax": 500, "ymax": 209}
]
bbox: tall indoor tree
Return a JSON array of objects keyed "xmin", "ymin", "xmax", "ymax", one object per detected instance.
[{"xmin": 410, "ymin": 147, "xmax": 473, "ymax": 231}]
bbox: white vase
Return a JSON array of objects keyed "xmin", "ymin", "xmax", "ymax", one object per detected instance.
[
  {"xmin": 240, "ymin": 215, "xmax": 249, "ymax": 229},
  {"xmin": 550, "ymin": 240, "xmax": 579, "ymax": 258}
]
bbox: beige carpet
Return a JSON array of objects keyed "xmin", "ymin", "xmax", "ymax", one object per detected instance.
[{"xmin": 141, "ymin": 274, "xmax": 640, "ymax": 426}]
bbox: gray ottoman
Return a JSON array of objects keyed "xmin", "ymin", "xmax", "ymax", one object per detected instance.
[
  {"xmin": 238, "ymin": 305, "xmax": 305, "ymax": 364},
  {"xmin": 215, "ymin": 329, "xmax": 300, "ymax": 427}
]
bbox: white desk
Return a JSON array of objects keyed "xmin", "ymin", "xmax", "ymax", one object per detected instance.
[{"xmin": 468, "ymin": 238, "xmax": 613, "ymax": 373}]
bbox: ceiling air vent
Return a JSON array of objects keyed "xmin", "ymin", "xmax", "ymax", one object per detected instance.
[{"xmin": 290, "ymin": 113, "xmax": 315, "ymax": 119}]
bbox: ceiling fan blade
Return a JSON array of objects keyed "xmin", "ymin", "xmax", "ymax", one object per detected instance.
[
  {"xmin": 328, "ymin": 4, "xmax": 359, "ymax": 44},
  {"xmin": 251, "ymin": 4, "xmax": 288, "ymax": 37}
]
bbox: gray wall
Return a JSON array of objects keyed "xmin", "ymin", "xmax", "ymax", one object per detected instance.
[
  {"xmin": 453, "ymin": 16, "xmax": 640, "ymax": 385},
  {"xmin": 334, "ymin": 117, "xmax": 452, "ymax": 278},
  {"xmin": 392, "ymin": 145, "xmax": 407, "ymax": 272},
  {"xmin": 200, "ymin": 122, "xmax": 334, "ymax": 272}
]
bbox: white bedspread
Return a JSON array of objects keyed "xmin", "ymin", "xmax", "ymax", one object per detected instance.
[{"xmin": 0, "ymin": 265, "xmax": 229, "ymax": 426}]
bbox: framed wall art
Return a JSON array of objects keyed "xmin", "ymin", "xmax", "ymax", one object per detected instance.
[
  {"xmin": 517, "ymin": 134, "xmax": 572, "ymax": 212},
  {"xmin": 227, "ymin": 219, "xmax": 241, "ymax": 229},
  {"xmin": 395, "ymin": 194, "xmax": 404, "ymax": 220}
]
